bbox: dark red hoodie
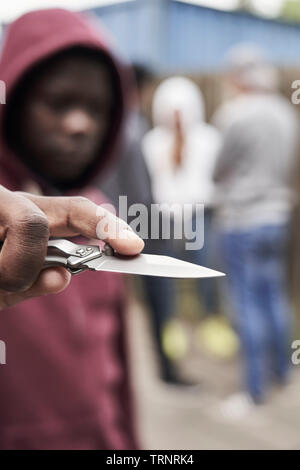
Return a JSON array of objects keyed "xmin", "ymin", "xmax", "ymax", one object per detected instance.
[{"xmin": 0, "ymin": 9, "xmax": 138, "ymax": 450}]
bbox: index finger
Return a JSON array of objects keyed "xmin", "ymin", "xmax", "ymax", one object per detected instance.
[{"xmin": 19, "ymin": 194, "xmax": 145, "ymax": 256}]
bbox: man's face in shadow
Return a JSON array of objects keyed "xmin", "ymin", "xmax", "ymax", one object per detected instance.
[{"xmin": 17, "ymin": 49, "xmax": 116, "ymax": 185}]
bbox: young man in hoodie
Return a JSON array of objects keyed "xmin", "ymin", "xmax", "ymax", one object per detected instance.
[{"xmin": 0, "ymin": 8, "xmax": 142, "ymax": 449}]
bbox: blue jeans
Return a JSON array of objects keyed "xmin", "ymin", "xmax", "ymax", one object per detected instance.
[{"xmin": 220, "ymin": 224, "xmax": 291, "ymax": 401}]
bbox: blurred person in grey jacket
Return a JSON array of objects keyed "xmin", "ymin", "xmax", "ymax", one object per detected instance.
[{"xmin": 212, "ymin": 44, "xmax": 299, "ymax": 408}]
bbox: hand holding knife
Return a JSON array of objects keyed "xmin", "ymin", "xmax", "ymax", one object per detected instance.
[{"xmin": 0, "ymin": 188, "xmax": 224, "ymax": 309}]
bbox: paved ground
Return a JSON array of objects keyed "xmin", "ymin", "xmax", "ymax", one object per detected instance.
[{"xmin": 127, "ymin": 296, "xmax": 300, "ymax": 450}]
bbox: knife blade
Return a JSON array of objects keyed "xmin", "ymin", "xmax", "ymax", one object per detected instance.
[{"xmin": 84, "ymin": 252, "xmax": 225, "ymax": 278}]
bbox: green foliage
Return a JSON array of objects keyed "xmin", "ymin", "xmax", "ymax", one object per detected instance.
[
  {"xmin": 237, "ymin": 0, "xmax": 300, "ymax": 23},
  {"xmin": 279, "ymin": 0, "xmax": 300, "ymax": 23}
]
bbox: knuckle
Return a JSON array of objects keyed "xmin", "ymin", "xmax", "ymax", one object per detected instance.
[
  {"xmin": 66, "ymin": 196, "xmax": 89, "ymax": 230},
  {"xmin": 13, "ymin": 212, "xmax": 49, "ymax": 240},
  {"xmin": 8, "ymin": 195, "xmax": 49, "ymax": 236},
  {"xmin": 0, "ymin": 199, "xmax": 49, "ymax": 294}
]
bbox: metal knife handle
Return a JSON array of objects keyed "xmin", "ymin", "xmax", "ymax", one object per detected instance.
[
  {"xmin": 0, "ymin": 239, "xmax": 107, "ymax": 275},
  {"xmin": 45, "ymin": 239, "xmax": 102, "ymax": 275}
]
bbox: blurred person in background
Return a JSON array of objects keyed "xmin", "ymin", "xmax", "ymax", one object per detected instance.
[
  {"xmin": 212, "ymin": 44, "xmax": 299, "ymax": 412},
  {"xmin": 142, "ymin": 76, "xmax": 227, "ymax": 358},
  {"xmin": 100, "ymin": 65, "xmax": 186, "ymax": 385},
  {"xmin": 0, "ymin": 8, "xmax": 144, "ymax": 449},
  {"xmin": 100, "ymin": 64, "xmax": 154, "ymax": 210}
]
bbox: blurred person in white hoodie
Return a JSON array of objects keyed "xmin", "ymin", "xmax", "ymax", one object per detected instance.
[
  {"xmin": 212, "ymin": 44, "xmax": 299, "ymax": 412},
  {"xmin": 142, "ymin": 76, "xmax": 221, "ymax": 319}
]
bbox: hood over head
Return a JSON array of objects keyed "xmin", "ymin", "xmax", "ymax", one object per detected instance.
[
  {"xmin": 152, "ymin": 76, "xmax": 205, "ymax": 131},
  {"xmin": 0, "ymin": 8, "xmax": 126, "ymax": 192}
]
